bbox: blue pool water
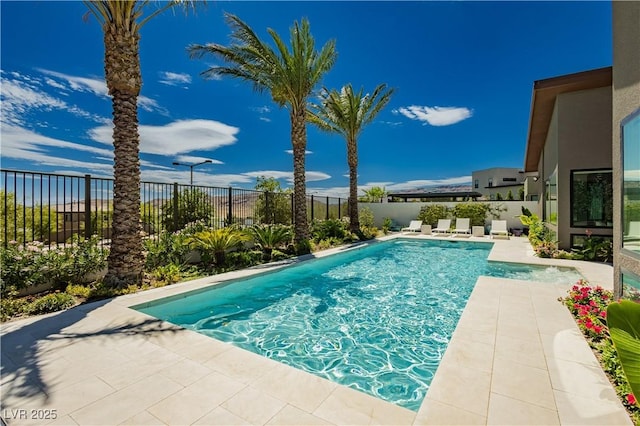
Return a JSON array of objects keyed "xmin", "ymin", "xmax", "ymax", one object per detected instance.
[{"xmin": 135, "ymin": 239, "xmax": 582, "ymax": 411}]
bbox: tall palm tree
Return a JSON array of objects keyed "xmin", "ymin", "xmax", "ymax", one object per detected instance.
[
  {"xmin": 83, "ymin": 1, "xmax": 198, "ymax": 286},
  {"xmin": 188, "ymin": 14, "xmax": 337, "ymax": 251},
  {"xmin": 309, "ymin": 84, "xmax": 394, "ymax": 234}
]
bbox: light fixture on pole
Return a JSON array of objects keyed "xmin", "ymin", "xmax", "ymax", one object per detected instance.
[{"xmin": 172, "ymin": 160, "xmax": 213, "ymax": 185}]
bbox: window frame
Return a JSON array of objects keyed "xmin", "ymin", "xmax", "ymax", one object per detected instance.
[
  {"xmin": 569, "ymin": 168, "xmax": 613, "ymax": 229},
  {"xmin": 621, "ymin": 108, "xmax": 640, "ymax": 259}
]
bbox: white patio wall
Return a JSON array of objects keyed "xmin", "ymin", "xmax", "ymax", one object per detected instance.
[{"xmin": 360, "ymin": 201, "xmax": 540, "ymax": 230}]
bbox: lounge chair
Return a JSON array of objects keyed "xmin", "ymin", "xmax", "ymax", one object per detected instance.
[
  {"xmin": 490, "ymin": 220, "xmax": 509, "ymax": 239},
  {"xmin": 401, "ymin": 220, "xmax": 423, "ymax": 233},
  {"xmin": 452, "ymin": 218, "xmax": 471, "ymax": 236},
  {"xmin": 432, "ymin": 219, "xmax": 451, "ymax": 235},
  {"xmin": 624, "ymin": 221, "xmax": 640, "ymax": 242}
]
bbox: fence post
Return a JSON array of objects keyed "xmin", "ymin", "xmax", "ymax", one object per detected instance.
[
  {"xmin": 310, "ymin": 195, "xmax": 314, "ymax": 222},
  {"xmin": 84, "ymin": 174, "xmax": 92, "ymax": 239},
  {"xmin": 338, "ymin": 198, "xmax": 341, "ymax": 218},
  {"xmin": 228, "ymin": 187, "xmax": 233, "ymax": 226},
  {"xmin": 291, "ymin": 193, "xmax": 294, "ymax": 225},
  {"xmin": 173, "ymin": 183, "xmax": 179, "ymax": 232},
  {"xmin": 326, "ymin": 196, "xmax": 329, "ymax": 220},
  {"xmin": 265, "ymin": 191, "xmax": 271, "ymax": 224}
]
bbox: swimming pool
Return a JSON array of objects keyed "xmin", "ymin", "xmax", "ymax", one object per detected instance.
[{"xmin": 135, "ymin": 239, "xmax": 582, "ymax": 411}]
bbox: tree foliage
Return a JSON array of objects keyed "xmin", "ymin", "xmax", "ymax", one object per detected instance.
[
  {"xmin": 254, "ymin": 177, "xmax": 292, "ymax": 225},
  {"xmin": 161, "ymin": 188, "xmax": 215, "ymax": 232}
]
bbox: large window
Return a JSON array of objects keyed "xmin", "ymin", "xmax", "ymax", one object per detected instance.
[
  {"xmin": 622, "ymin": 109, "xmax": 640, "ymax": 254},
  {"xmin": 570, "ymin": 169, "xmax": 613, "ymax": 228}
]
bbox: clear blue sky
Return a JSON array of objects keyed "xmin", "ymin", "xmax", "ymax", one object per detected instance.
[{"xmin": 0, "ymin": 1, "xmax": 612, "ymax": 197}]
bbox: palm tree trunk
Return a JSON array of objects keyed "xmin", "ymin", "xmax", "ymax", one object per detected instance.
[
  {"xmin": 291, "ymin": 107, "xmax": 310, "ymax": 249},
  {"xmin": 103, "ymin": 25, "xmax": 144, "ymax": 286},
  {"xmin": 347, "ymin": 138, "xmax": 360, "ymax": 233}
]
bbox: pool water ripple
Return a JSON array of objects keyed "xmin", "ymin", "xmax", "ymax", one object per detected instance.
[{"xmin": 136, "ymin": 239, "xmax": 582, "ymax": 411}]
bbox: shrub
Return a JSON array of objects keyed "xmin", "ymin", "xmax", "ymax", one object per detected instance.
[
  {"xmin": 417, "ymin": 205, "xmax": 449, "ymax": 227},
  {"xmin": 451, "ymin": 203, "xmax": 492, "ymax": 227},
  {"xmin": 186, "ymin": 227, "xmax": 250, "ymax": 266},
  {"xmin": 226, "ymin": 250, "xmax": 264, "ymax": 268},
  {"xmin": 25, "ymin": 292, "xmax": 75, "ymax": 315},
  {"xmin": 144, "ymin": 221, "xmax": 209, "ymax": 270},
  {"xmin": 0, "ymin": 296, "xmax": 29, "ymax": 322},
  {"xmin": 571, "ymin": 231, "xmax": 613, "ymax": 263},
  {"xmin": 359, "ymin": 226, "xmax": 379, "ymax": 240},
  {"xmin": 151, "ymin": 264, "xmax": 183, "ymax": 285},
  {"xmin": 248, "ymin": 224, "xmax": 293, "ymax": 260},
  {"xmin": 295, "ymin": 238, "xmax": 312, "ymax": 255},
  {"xmin": 311, "ymin": 219, "xmax": 347, "ymax": 242},
  {"xmin": 358, "ymin": 207, "xmax": 375, "ymax": 229},
  {"xmin": 0, "ymin": 237, "xmax": 108, "ymax": 297},
  {"xmin": 382, "ymin": 217, "xmax": 392, "ymax": 235},
  {"xmin": 65, "ymin": 284, "xmax": 91, "ymax": 298}
]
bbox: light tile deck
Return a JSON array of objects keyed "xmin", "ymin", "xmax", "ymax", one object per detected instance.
[{"xmin": 0, "ymin": 235, "xmax": 632, "ymax": 425}]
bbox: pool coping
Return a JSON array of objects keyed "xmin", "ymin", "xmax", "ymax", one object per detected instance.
[{"xmin": 0, "ymin": 235, "xmax": 632, "ymax": 425}]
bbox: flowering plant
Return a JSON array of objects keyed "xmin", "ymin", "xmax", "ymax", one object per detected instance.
[
  {"xmin": 563, "ymin": 280, "xmax": 640, "ymax": 420},
  {"xmin": 564, "ymin": 280, "xmax": 610, "ymax": 340}
]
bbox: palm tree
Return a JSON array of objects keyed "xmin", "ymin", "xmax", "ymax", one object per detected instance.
[
  {"xmin": 83, "ymin": 1, "xmax": 198, "ymax": 286},
  {"xmin": 309, "ymin": 84, "xmax": 394, "ymax": 234},
  {"xmin": 188, "ymin": 14, "xmax": 337, "ymax": 252},
  {"xmin": 363, "ymin": 186, "xmax": 388, "ymax": 203}
]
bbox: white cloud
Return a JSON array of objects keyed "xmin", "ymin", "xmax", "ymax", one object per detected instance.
[
  {"xmin": 382, "ymin": 176, "xmax": 472, "ymax": 191},
  {"xmin": 285, "ymin": 149, "xmax": 313, "ymax": 155},
  {"xmin": 174, "ymin": 155, "xmax": 224, "ymax": 165},
  {"xmin": 243, "ymin": 170, "xmax": 331, "ymax": 184},
  {"xmin": 37, "ymin": 68, "xmax": 165, "ymax": 113},
  {"xmin": 259, "ymin": 117, "xmax": 272, "ymax": 123},
  {"xmin": 0, "ymin": 125, "xmax": 113, "ymax": 173},
  {"xmin": 306, "ymin": 186, "xmax": 349, "ymax": 198},
  {"xmin": 44, "ymin": 77, "xmax": 67, "ymax": 91},
  {"xmin": 394, "ymin": 105, "xmax": 472, "ymax": 126},
  {"xmin": 1, "ymin": 70, "xmax": 108, "ymax": 125},
  {"xmin": 88, "ymin": 119, "xmax": 239, "ymax": 155},
  {"xmin": 37, "ymin": 68, "xmax": 107, "ymax": 97},
  {"xmin": 159, "ymin": 71, "xmax": 192, "ymax": 86},
  {"xmin": 251, "ymin": 106, "xmax": 271, "ymax": 114}
]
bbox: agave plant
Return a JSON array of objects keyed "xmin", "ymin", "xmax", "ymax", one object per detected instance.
[
  {"xmin": 247, "ymin": 225, "xmax": 293, "ymax": 260},
  {"xmin": 186, "ymin": 228, "xmax": 249, "ymax": 266}
]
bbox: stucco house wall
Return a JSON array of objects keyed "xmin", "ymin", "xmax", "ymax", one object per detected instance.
[{"xmin": 557, "ymin": 87, "xmax": 613, "ymax": 248}]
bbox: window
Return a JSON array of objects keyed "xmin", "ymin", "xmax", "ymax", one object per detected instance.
[
  {"xmin": 502, "ymin": 177, "xmax": 517, "ymax": 182},
  {"xmin": 570, "ymin": 169, "xmax": 613, "ymax": 228},
  {"xmin": 622, "ymin": 269, "xmax": 640, "ymax": 302},
  {"xmin": 622, "ymin": 109, "xmax": 640, "ymax": 255},
  {"xmin": 546, "ymin": 167, "xmax": 558, "ymax": 225},
  {"xmin": 474, "ymin": 179, "xmax": 479, "ymax": 189},
  {"xmin": 488, "ymin": 178, "xmax": 493, "ymax": 188}
]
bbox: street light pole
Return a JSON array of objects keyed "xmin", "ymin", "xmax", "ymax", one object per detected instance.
[{"xmin": 172, "ymin": 160, "xmax": 213, "ymax": 185}]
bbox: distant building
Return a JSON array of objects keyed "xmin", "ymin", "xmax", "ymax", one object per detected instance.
[{"xmin": 471, "ymin": 168, "xmax": 524, "ymax": 200}]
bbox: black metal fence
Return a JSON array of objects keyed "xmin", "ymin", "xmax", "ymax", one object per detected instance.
[{"xmin": 1, "ymin": 169, "xmax": 348, "ymax": 247}]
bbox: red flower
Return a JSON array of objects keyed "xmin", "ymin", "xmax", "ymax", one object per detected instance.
[{"xmin": 627, "ymin": 393, "xmax": 636, "ymax": 405}]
